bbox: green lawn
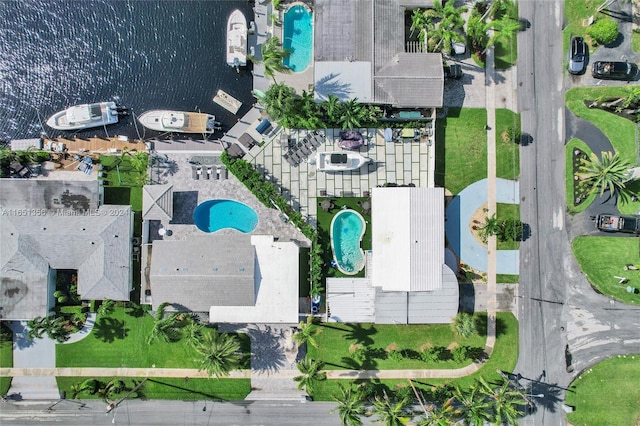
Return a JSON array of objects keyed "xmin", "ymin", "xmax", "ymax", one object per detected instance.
[
  {"xmin": 436, "ymin": 108, "xmax": 488, "ymax": 195},
  {"xmin": 494, "ymin": 34, "xmax": 517, "ymax": 70},
  {"xmin": 57, "ymin": 305, "xmax": 250, "ymax": 369},
  {"xmin": 566, "ymin": 355, "xmax": 640, "ymax": 426},
  {"xmin": 633, "ymin": 31, "xmax": 640, "ymax": 53},
  {"xmin": 56, "ymin": 377, "xmax": 251, "ymax": 401},
  {"xmin": 566, "ymin": 138, "xmax": 598, "ymax": 214},
  {"xmin": 311, "ymin": 312, "xmax": 518, "ymax": 401},
  {"xmin": 308, "ymin": 315, "xmax": 489, "ymax": 370},
  {"xmin": 496, "ymin": 203, "xmax": 520, "ymax": 250},
  {"xmin": 572, "ymin": 236, "xmax": 640, "ymax": 305},
  {"xmin": 495, "ymin": 109, "xmax": 520, "ymax": 180},
  {"xmin": 565, "ymin": 87, "xmax": 640, "ymax": 214},
  {"xmin": 0, "ymin": 325, "xmax": 12, "ymax": 395},
  {"xmin": 316, "ymin": 197, "xmax": 372, "ymax": 279}
]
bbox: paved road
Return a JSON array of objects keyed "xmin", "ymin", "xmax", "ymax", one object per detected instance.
[
  {"xmin": 0, "ymin": 400, "xmax": 357, "ymax": 426},
  {"xmin": 517, "ymin": 2, "xmax": 640, "ymax": 425}
]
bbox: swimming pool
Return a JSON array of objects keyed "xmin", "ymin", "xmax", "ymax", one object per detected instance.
[
  {"xmin": 282, "ymin": 4, "xmax": 313, "ymax": 73},
  {"xmin": 330, "ymin": 209, "xmax": 366, "ymax": 275},
  {"xmin": 193, "ymin": 199, "xmax": 258, "ymax": 233}
]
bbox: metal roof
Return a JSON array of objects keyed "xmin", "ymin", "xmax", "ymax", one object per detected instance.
[
  {"xmin": 371, "ymin": 187, "xmax": 444, "ymax": 292},
  {"xmin": 313, "ymin": 0, "xmax": 443, "ymax": 108},
  {"xmin": 326, "ymin": 277, "xmax": 376, "ymax": 323}
]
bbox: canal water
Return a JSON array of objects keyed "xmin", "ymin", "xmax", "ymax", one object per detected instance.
[{"xmin": 0, "ymin": 0, "xmax": 255, "ymax": 141}]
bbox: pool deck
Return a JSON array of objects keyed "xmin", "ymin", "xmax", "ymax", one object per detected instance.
[{"xmin": 148, "ymin": 152, "xmax": 309, "ymax": 246}]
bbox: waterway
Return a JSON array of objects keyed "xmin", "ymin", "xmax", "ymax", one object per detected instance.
[{"xmin": 0, "ymin": 0, "xmax": 255, "ymax": 141}]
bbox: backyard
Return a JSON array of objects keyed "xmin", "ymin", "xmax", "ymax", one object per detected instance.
[
  {"xmin": 565, "ymin": 355, "xmax": 640, "ymax": 426},
  {"xmin": 310, "ymin": 312, "xmax": 518, "ymax": 401},
  {"xmin": 572, "ymin": 236, "xmax": 640, "ymax": 305}
]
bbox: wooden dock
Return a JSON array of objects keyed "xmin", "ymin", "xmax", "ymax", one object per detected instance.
[
  {"xmin": 44, "ymin": 136, "xmax": 147, "ymax": 155},
  {"xmin": 213, "ymin": 89, "xmax": 242, "ymax": 114}
]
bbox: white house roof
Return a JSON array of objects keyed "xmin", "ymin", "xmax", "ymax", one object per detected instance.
[
  {"xmin": 209, "ymin": 235, "xmax": 300, "ymax": 324},
  {"xmin": 371, "ymin": 187, "xmax": 444, "ymax": 292}
]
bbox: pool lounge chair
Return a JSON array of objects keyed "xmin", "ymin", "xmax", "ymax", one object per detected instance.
[{"xmin": 191, "ymin": 166, "xmax": 199, "ymax": 180}]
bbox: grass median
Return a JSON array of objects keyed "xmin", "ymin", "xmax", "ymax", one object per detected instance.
[{"xmin": 565, "ymin": 355, "xmax": 640, "ymax": 426}]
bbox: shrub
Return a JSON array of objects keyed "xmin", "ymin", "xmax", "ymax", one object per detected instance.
[
  {"xmin": 420, "ymin": 346, "xmax": 445, "ymax": 363},
  {"xmin": 451, "ymin": 313, "xmax": 477, "ymax": 338},
  {"xmin": 588, "ymin": 18, "xmax": 619, "ymax": 45},
  {"xmin": 500, "ymin": 219, "xmax": 524, "ymax": 241},
  {"xmin": 388, "ymin": 350, "xmax": 404, "ymax": 362},
  {"xmin": 451, "ymin": 346, "xmax": 469, "ymax": 363},
  {"xmin": 352, "ymin": 346, "xmax": 367, "ymax": 363}
]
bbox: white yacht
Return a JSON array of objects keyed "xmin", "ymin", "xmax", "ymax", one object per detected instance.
[
  {"xmin": 138, "ymin": 110, "xmax": 220, "ymax": 134},
  {"xmin": 316, "ymin": 151, "xmax": 372, "ymax": 172},
  {"xmin": 226, "ymin": 9, "xmax": 247, "ymax": 70},
  {"xmin": 46, "ymin": 101, "xmax": 120, "ymax": 131}
]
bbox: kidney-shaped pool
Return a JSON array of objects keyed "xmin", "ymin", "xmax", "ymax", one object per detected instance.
[
  {"xmin": 193, "ymin": 199, "xmax": 258, "ymax": 233},
  {"xmin": 330, "ymin": 209, "xmax": 366, "ymax": 275}
]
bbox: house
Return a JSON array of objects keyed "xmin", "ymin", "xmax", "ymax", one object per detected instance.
[
  {"xmin": 326, "ymin": 187, "xmax": 459, "ymax": 324},
  {"xmin": 147, "ymin": 234, "xmax": 300, "ymax": 324},
  {"xmin": 0, "ymin": 180, "xmax": 133, "ymax": 320},
  {"xmin": 313, "ymin": 0, "xmax": 443, "ymax": 109}
]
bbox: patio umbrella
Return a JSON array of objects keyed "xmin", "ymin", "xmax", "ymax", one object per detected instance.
[{"xmin": 320, "ymin": 198, "xmax": 334, "ymax": 212}]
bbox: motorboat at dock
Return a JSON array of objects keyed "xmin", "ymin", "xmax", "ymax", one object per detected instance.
[
  {"xmin": 316, "ymin": 151, "xmax": 372, "ymax": 172},
  {"xmin": 46, "ymin": 101, "xmax": 122, "ymax": 131},
  {"xmin": 137, "ymin": 110, "xmax": 220, "ymax": 134},
  {"xmin": 226, "ymin": 9, "xmax": 247, "ymax": 70}
]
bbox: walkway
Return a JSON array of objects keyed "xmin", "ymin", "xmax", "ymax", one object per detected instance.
[
  {"xmin": 445, "ymin": 178, "xmax": 520, "ymax": 274},
  {"xmin": 64, "ymin": 313, "xmax": 96, "ymax": 344}
]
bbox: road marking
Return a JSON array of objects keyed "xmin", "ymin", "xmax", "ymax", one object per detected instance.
[{"xmin": 553, "ymin": 207, "xmax": 564, "ymax": 230}]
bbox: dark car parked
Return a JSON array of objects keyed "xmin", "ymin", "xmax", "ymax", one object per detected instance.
[
  {"xmin": 591, "ymin": 61, "xmax": 638, "ymax": 80},
  {"xmin": 568, "ymin": 36, "xmax": 586, "ymax": 74}
]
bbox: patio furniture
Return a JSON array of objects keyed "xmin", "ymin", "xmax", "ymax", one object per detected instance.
[
  {"xmin": 216, "ymin": 167, "xmax": 222, "ymax": 180},
  {"xmin": 226, "ymin": 143, "xmax": 245, "ymax": 158},
  {"xmin": 255, "ymin": 118, "xmax": 272, "ymax": 134},
  {"xmin": 204, "ymin": 167, "xmax": 211, "ymax": 179},
  {"xmin": 238, "ymin": 133, "xmax": 256, "ymax": 150},
  {"xmin": 284, "ymin": 153, "xmax": 296, "ymax": 167},
  {"xmin": 298, "ymin": 141, "xmax": 313, "ymax": 156}
]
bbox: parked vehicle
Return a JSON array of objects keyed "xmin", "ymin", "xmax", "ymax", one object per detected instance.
[
  {"xmin": 596, "ymin": 213, "xmax": 640, "ymax": 234},
  {"xmin": 591, "ymin": 61, "xmax": 638, "ymax": 80},
  {"xmin": 568, "ymin": 36, "xmax": 586, "ymax": 75}
]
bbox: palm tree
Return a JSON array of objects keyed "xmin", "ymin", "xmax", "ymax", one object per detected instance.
[
  {"xmin": 429, "ymin": 1, "xmax": 467, "ymax": 54},
  {"xmin": 27, "ymin": 316, "xmax": 48, "ymax": 340},
  {"xmin": 330, "ymin": 384, "xmax": 366, "ymax": 426},
  {"xmin": 98, "ymin": 299, "xmax": 116, "ymax": 317},
  {"xmin": 323, "ymin": 94, "xmax": 342, "ymax": 124},
  {"xmin": 416, "ymin": 397, "xmax": 457, "ymax": 425},
  {"xmin": 371, "ymin": 391, "xmax": 411, "ymax": 426},
  {"xmin": 250, "ymin": 36, "xmax": 292, "ymax": 83},
  {"xmin": 451, "ymin": 313, "xmax": 476, "ymax": 338},
  {"xmin": 452, "ymin": 384, "xmax": 491, "ymax": 426},
  {"xmin": 184, "ymin": 320, "xmax": 204, "ymax": 347},
  {"xmin": 193, "ymin": 329, "xmax": 242, "ymax": 378},
  {"xmin": 477, "ymin": 377, "xmax": 526, "ymax": 426},
  {"xmin": 146, "ymin": 302, "xmax": 183, "ymax": 344},
  {"xmin": 578, "ymin": 151, "xmax": 633, "ymax": 204},
  {"xmin": 339, "ymin": 98, "xmax": 365, "ymax": 130},
  {"xmin": 410, "ymin": 9, "xmax": 430, "ymax": 42},
  {"xmin": 477, "ymin": 214, "xmax": 500, "ymax": 243},
  {"xmin": 292, "ymin": 315, "xmax": 323, "ymax": 349},
  {"xmin": 262, "ymin": 82, "xmax": 298, "ymax": 121},
  {"xmin": 487, "ymin": 15, "xmax": 522, "ymax": 49},
  {"xmin": 293, "ymin": 358, "xmax": 327, "ymax": 397},
  {"xmin": 71, "ymin": 378, "xmax": 100, "ymax": 398}
]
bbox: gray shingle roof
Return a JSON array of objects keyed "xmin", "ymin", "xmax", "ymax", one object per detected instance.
[
  {"xmin": 0, "ymin": 198, "xmax": 133, "ymax": 320},
  {"xmin": 142, "ymin": 184, "xmax": 173, "ymax": 221},
  {"xmin": 149, "ymin": 235, "xmax": 256, "ymax": 312},
  {"xmin": 0, "ymin": 180, "xmax": 99, "ymax": 211}
]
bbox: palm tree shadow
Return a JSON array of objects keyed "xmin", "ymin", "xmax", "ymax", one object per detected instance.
[
  {"xmin": 343, "ymin": 323, "xmax": 377, "ymax": 346},
  {"xmin": 92, "ymin": 317, "xmax": 129, "ymax": 343},
  {"xmin": 245, "ymin": 325, "xmax": 287, "ymax": 373}
]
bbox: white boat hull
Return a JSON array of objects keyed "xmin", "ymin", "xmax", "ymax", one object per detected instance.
[
  {"xmin": 316, "ymin": 151, "xmax": 372, "ymax": 172},
  {"xmin": 46, "ymin": 102, "xmax": 119, "ymax": 131},
  {"xmin": 138, "ymin": 110, "xmax": 220, "ymax": 134},
  {"xmin": 227, "ymin": 9, "xmax": 247, "ymax": 68}
]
